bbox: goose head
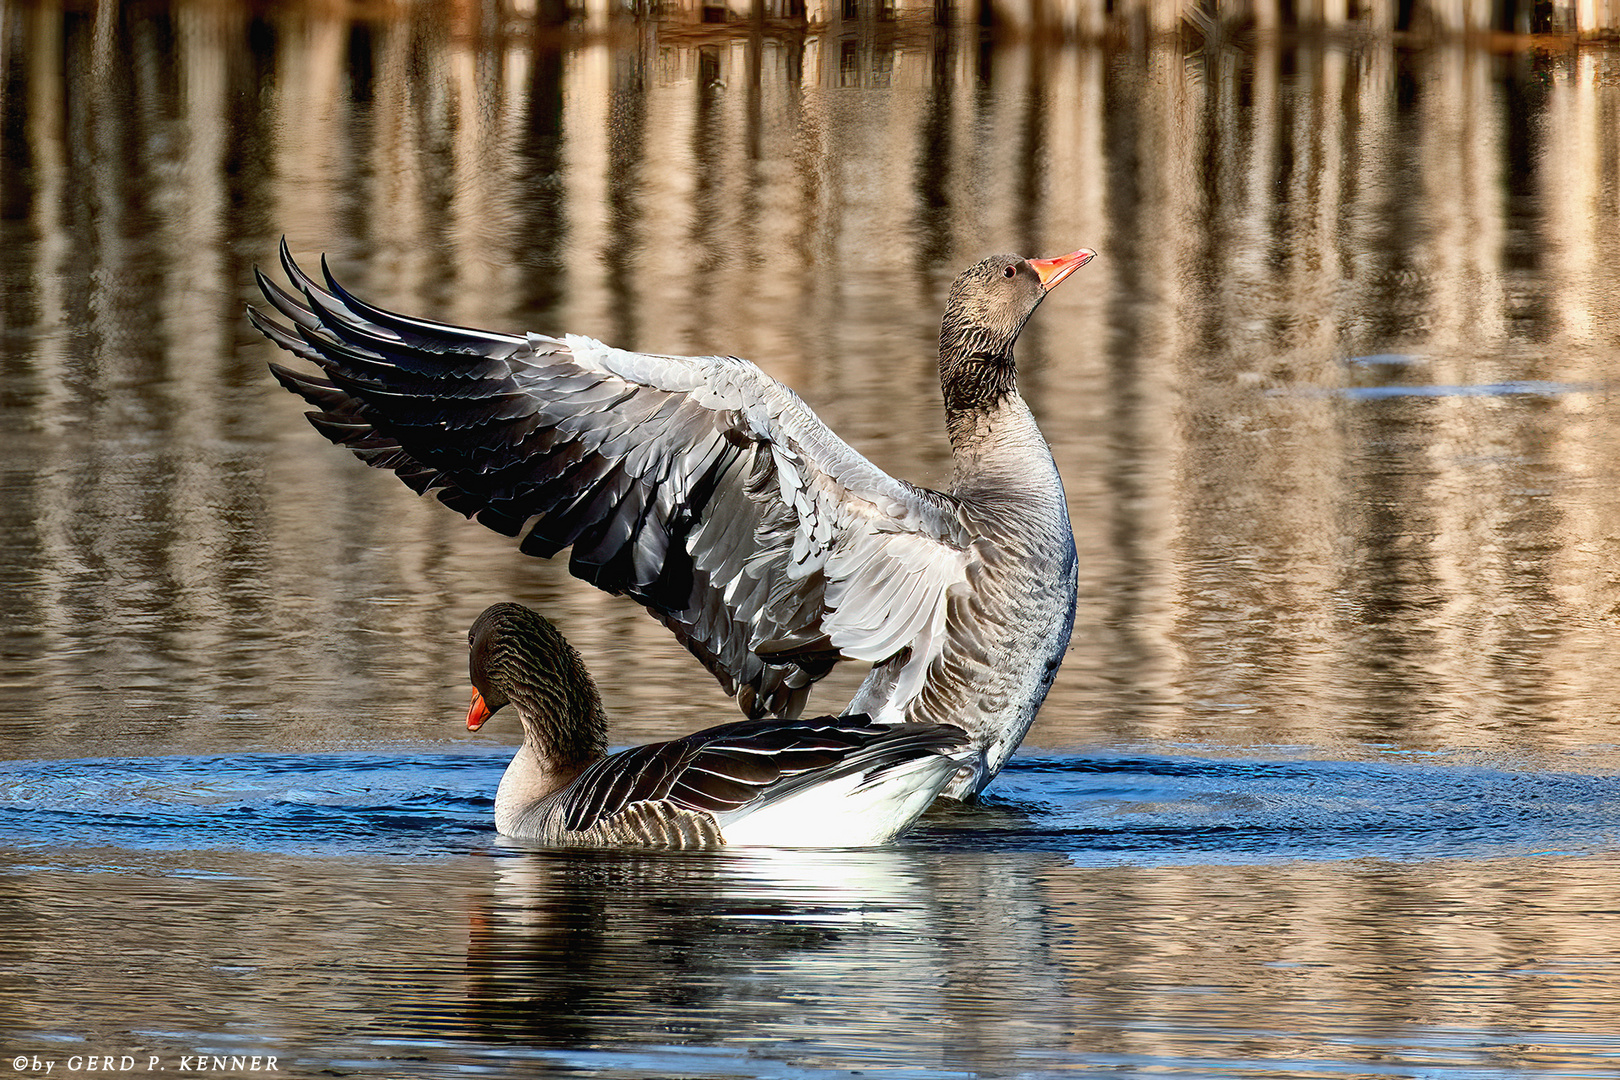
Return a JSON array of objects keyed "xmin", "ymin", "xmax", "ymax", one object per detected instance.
[
  {"xmin": 466, "ymin": 602, "xmax": 608, "ymax": 768},
  {"xmin": 938, "ymin": 249, "xmax": 1095, "ymax": 418}
]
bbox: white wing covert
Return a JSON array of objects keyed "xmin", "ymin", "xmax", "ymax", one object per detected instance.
[{"xmin": 251, "ymin": 243, "xmax": 969, "ymax": 718}]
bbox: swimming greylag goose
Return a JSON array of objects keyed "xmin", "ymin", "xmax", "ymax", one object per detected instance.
[
  {"xmin": 251, "ymin": 243, "xmax": 1093, "ymax": 799},
  {"xmin": 465, "ymin": 602, "xmax": 971, "ymax": 847}
]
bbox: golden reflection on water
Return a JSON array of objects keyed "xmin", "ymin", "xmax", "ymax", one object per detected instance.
[
  {"xmin": 1042, "ymin": 856, "xmax": 1620, "ymax": 1061},
  {"xmin": 6, "ymin": 844, "xmax": 1620, "ymax": 1073},
  {"xmin": 3, "ymin": 0, "xmax": 1620, "ymax": 766}
]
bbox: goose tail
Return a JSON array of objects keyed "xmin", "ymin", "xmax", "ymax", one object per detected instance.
[{"xmin": 717, "ymin": 725, "xmax": 975, "ymax": 847}]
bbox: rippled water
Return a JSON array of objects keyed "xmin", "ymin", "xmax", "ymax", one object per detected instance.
[
  {"xmin": 7, "ymin": 752, "xmax": 1620, "ymax": 1076},
  {"xmin": 7, "ymin": 0, "xmax": 1620, "ymax": 1074},
  {"xmin": 6, "ymin": 749, "xmax": 1620, "ymax": 863}
]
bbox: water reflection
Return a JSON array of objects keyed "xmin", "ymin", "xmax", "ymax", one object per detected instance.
[
  {"xmin": 459, "ymin": 847, "xmax": 1067, "ymax": 1060},
  {"xmin": 6, "ymin": 1, "xmax": 1620, "ymax": 767},
  {"xmin": 7, "ymin": 832, "xmax": 1620, "ymax": 1076},
  {"xmin": 419, "ymin": 843, "xmax": 1620, "ymax": 1074}
]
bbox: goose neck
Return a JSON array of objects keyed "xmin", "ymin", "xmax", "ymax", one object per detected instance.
[
  {"xmin": 938, "ymin": 337, "xmax": 1018, "ymax": 447},
  {"xmin": 509, "ymin": 679, "xmax": 609, "ymax": 773},
  {"xmin": 945, "ymin": 392, "xmax": 1063, "ymax": 508}
]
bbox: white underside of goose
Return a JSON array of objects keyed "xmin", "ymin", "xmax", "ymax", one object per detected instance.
[
  {"xmin": 709, "ymin": 751, "xmax": 963, "ymax": 847},
  {"xmin": 491, "ymin": 734, "xmax": 966, "ymax": 849}
]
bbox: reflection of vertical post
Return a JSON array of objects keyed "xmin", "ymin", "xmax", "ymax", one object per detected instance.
[
  {"xmin": 506, "ymin": 33, "xmax": 569, "ymax": 325},
  {"xmin": 1250, "ymin": 0, "xmax": 1280, "ymax": 36},
  {"xmin": 684, "ymin": 48, "xmax": 725, "ymax": 340},
  {"xmin": 18, "ymin": 6, "xmax": 67, "ymax": 380},
  {"xmin": 1417, "ymin": 46, "xmax": 1516, "ymax": 732},
  {"xmin": 450, "ymin": 19, "xmax": 492, "ymax": 302},
  {"xmin": 1286, "ymin": 45, "xmax": 1347, "ymax": 365},
  {"xmin": 565, "ymin": 43, "xmax": 613, "ymax": 333},
  {"xmin": 1354, "ymin": 0, "xmax": 1397, "ymax": 31},
  {"xmin": 536, "ymin": 0, "xmax": 571, "ymax": 25},
  {"xmin": 1016, "ymin": 43, "xmax": 1048, "ymax": 266},
  {"xmin": 273, "ymin": 12, "xmax": 350, "ymax": 255},
  {"xmin": 1429, "ymin": 46, "xmax": 1505, "ymax": 362},
  {"xmin": 16, "ymin": 4, "xmax": 75, "ymax": 639},
  {"xmin": 87, "ymin": 1, "xmax": 129, "ymax": 336},
  {"xmin": 1545, "ymin": 52, "xmax": 1620, "ymax": 718},
  {"xmin": 581, "ymin": 0, "xmax": 612, "ymax": 30},
  {"xmin": 168, "ymin": 2, "xmax": 230, "ymax": 366},
  {"xmin": 603, "ymin": 49, "xmax": 647, "ymax": 346},
  {"xmin": 911, "ymin": 27, "xmax": 955, "ymax": 273},
  {"xmin": 1540, "ymin": 50, "xmax": 1596, "ymax": 346},
  {"xmin": 1088, "ymin": 47, "xmax": 1186, "ymax": 736},
  {"xmin": 403, "ymin": 17, "xmax": 461, "ymax": 305},
  {"xmin": 1339, "ymin": 42, "xmax": 1398, "ymax": 349},
  {"xmin": 1230, "ymin": 35, "xmax": 1276, "ymax": 344},
  {"xmin": 165, "ymin": 3, "xmax": 240, "ymax": 644}
]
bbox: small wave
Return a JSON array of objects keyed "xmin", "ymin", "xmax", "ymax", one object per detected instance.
[
  {"xmin": 5, "ymin": 750, "xmax": 1618, "ymax": 867},
  {"xmin": 0, "ymin": 751, "xmax": 506, "ymax": 860},
  {"xmin": 1277, "ymin": 379, "xmax": 1603, "ymax": 400},
  {"xmin": 917, "ymin": 753, "xmax": 1620, "ymax": 865}
]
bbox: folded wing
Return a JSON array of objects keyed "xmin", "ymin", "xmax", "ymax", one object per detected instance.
[
  {"xmin": 251, "ymin": 242, "xmax": 970, "ymax": 717},
  {"xmin": 556, "ymin": 716, "xmax": 971, "ymax": 836}
]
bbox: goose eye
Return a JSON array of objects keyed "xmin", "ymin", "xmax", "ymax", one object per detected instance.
[{"xmin": 1002, "ymin": 264, "xmax": 1017, "ymax": 278}]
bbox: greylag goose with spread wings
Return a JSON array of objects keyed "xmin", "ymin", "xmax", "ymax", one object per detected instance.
[
  {"xmin": 465, "ymin": 602, "xmax": 970, "ymax": 847},
  {"xmin": 251, "ymin": 243, "xmax": 1093, "ymax": 799}
]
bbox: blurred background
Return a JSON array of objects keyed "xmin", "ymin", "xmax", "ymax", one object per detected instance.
[
  {"xmin": 5, "ymin": 2, "xmax": 1620, "ymax": 1074},
  {"xmin": 4, "ymin": 0, "xmax": 1620, "ymax": 762}
]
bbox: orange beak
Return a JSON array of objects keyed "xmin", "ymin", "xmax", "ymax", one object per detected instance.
[
  {"xmin": 1028, "ymin": 248, "xmax": 1096, "ymax": 291},
  {"xmin": 466, "ymin": 689, "xmax": 492, "ymax": 731}
]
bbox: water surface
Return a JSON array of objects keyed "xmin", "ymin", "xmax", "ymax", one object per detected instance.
[{"xmin": 6, "ymin": 751, "xmax": 1620, "ymax": 1075}]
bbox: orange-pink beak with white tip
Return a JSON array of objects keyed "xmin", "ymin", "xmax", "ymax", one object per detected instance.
[
  {"xmin": 467, "ymin": 689, "xmax": 492, "ymax": 731},
  {"xmin": 1029, "ymin": 248, "xmax": 1097, "ymax": 291}
]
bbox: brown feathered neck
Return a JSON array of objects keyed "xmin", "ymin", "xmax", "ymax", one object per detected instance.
[
  {"xmin": 936, "ymin": 254, "xmax": 1048, "ymax": 446},
  {"xmin": 469, "ymin": 603, "xmax": 609, "ymax": 769}
]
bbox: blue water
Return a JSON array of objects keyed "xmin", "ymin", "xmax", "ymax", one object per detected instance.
[
  {"xmin": 6, "ymin": 749, "xmax": 1617, "ymax": 865},
  {"xmin": 0, "ymin": 750, "xmax": 497, "ymax": 860}
]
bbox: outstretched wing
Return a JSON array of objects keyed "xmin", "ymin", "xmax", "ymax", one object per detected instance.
[
  {"xmin": 555, "ymin": 716, "xmax": 971, "ymax": 838},
  {"xmin": 250, "ymin": 241, "xmax": 970, "ymax": 717}
]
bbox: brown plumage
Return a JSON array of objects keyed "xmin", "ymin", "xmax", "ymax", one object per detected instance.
[{"xmin": 464, "ymin": 603, "xmax": 972, "ymax": 848}]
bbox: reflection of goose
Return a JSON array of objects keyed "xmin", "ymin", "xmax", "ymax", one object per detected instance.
[
  {"xmin": 459, "ymin": 843, "xmax": 1072, "ymax": 1066},
  {"xmin": 465, "ymin": 602, "xmax": 969, "ymax": 847},
  {"xmin": 462, "ymin": 846, "xmax": 937, "ymax": 1045},
  {"xmin": 251, "ymin": 243, "xmax": 1094, "ymax": 799}
]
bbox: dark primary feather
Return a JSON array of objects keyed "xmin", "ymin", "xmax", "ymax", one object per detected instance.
[
  {"xmin": 554, "ymin": 716, "xmax": 971, "ymax": 836},
  {"xmin": 252, "ymin": 241, "xmax": 969, "ymax": 720}
]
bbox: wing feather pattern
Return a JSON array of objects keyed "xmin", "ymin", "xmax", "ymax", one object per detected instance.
[
  {"xmin": 252, "ymin": 243, "xmax": 970, "ymax": 717},
  {"xmin": 547, "ymin": 716, "xmax": 970, "ymax": 844}
]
